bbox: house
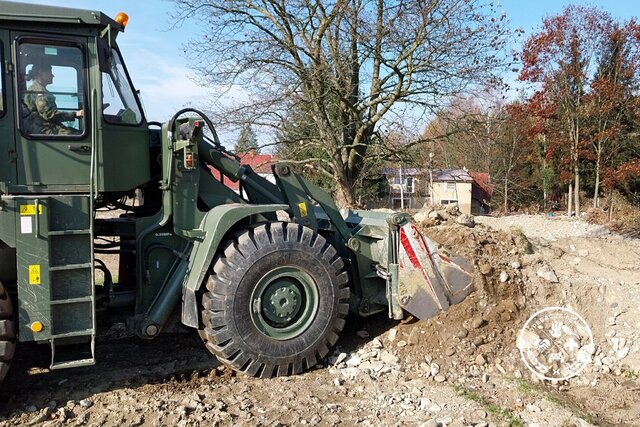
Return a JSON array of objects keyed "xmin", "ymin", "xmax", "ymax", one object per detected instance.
[
  {"xmin": 210, "ymin": 152, "xmax": 277, "ymax": 193},
  {"xmin": 380, "ymin": 167, "xmax": 492, "ymax": 215}
]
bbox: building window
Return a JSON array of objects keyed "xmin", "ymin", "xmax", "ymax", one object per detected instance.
[
  {"xmin": 445, "ymin": 182, "xmax": 456, "ymax": 192},
  {"xmin": 440, "ymin": 199, "xmax": 457, "ymax": 205}
]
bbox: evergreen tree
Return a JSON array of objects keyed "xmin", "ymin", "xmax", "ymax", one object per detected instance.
[{"xmin": 235, "ymin": 123, "xmax": 260, "ymax": 154}]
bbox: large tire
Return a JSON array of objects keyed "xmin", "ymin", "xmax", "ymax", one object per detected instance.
[
  {"xmin": 200, "ymin": 222, "xmax": 349, "ymax": 378},
  {"xmin": 0, "ymin": 282, "xmax": 16, "ymax": 382}
]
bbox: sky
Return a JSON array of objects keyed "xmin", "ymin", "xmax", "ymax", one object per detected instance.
[{"xmin": 14, "ymin": 0, "xmax": 640, "ymax": 134}]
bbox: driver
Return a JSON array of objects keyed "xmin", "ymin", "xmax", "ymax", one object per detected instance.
[{"xmin": 23, "ymin": 62, "xmax": 83, "ymax": 135}]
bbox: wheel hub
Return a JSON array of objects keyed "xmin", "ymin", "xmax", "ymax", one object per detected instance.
[
  {"xmin": 264, "ymin": 284, "xmax": 302, "ymax": 323},
  {"xmin": 250, "ymin": 266, "xmax": 319, "ymax": 340}
]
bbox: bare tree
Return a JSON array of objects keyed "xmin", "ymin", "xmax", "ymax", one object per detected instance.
[{"xmin": 173, "ymin": 0, "xmax": 512, "ymax": 207}]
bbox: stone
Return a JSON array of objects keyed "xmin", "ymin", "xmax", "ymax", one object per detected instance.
[
  {"xmin": 456, "ymin": 328, "xmax": 469, "ymax": 339},
  {"xmin": 397, "ymin": 340, "xmax": 407, "ymax": 348},
  {"xmin": 445, "ymin": 347, "xmax": 456, "ymax": 357},
  {"xmin": 428, "ymin": 402, "xmax": 442, "ymax": 412},
  {"xmin": 380, "ymin": 351, "xmax": 400, "ymax": 364},
  {"xmin": 475, "ymin": 354, "xmax": 487, "ymax": 366},
  {"xmin": 388, "ymin": 328, "xmax": 398, "ymax": 342},
  {"xmin": 357, "ymin": 330, "xmax": 370, "ymax": 338},
  {"xmin": 456, "ymin": 213, "xmax": 475, "ymax": 227},
  {"xmin": 79, "ymin": 399, "xmax": 93, "ymax": 409},
  {"xmin": 617, "ymin": 347, "xmax": 630, "ymax": 360},
  {"xmin": 430, "ymin": 363, "xmax": 440, "ymax": 377},
  {"xmin": 511, "ymin": 261, "xmax": 521, "ymax": 269},
  {"xmin": 526, "ymin": 403, "xmax": 541, "ymax": 412},
  {"xmin": 371, "ymin": 338, "xmax": 383, "ymax": 349},
  {"xmin": 346, "ymin": 355, "xmax": 361, "ymax": 367},
  {"xmin": 578, "ymin": 249, "xmax": 589, "ymax": 257},
  {"xmin": 419, "ymin": 420, "xmax": 438, "ymax": 427},
  {"xmin": 434, "ymin": 374, "xmax": 446, "ymax": 383},
  {"xmin": 536, "ymin": 266, "xmax": 559, "ymax": 283},
  {"xmin": 499, "ymin": 271, "xmax": 509, "ymax": 283},
  {"xmin": 470, "ymin": 317, "xmax": 485, "ymax": 329},
  {"xmin": 478, "ymin": 262, "xmax": 493, "ymax": 276}
]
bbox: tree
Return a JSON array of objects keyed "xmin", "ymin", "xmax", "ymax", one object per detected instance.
[
  {"xmin": 173, "ymin": 0, "xmax": 512, "ymax": 207},
  {"xmin": 235, "ymin": 123, "xmax": 260, "ymax": 154},
  {"xmin": 585, "ymin": 22, "xmax": 640, "ymax": 207},
  {"xmin": 519, "ymin": 5, "xmax": 612, "ymax": 215}
]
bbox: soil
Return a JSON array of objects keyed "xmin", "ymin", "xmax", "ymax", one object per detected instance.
[{"xmin": 1, "ymin": 212, "xmax": 639, "ymax": 427}]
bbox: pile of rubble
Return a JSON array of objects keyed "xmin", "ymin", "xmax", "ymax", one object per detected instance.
[{"xmin": 413, "ymin": 203, "xmax": 475, "ymax": 228}]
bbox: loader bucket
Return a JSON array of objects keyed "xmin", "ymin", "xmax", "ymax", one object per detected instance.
[
  {"xmin": 338, "ymin": 210, "xmax": 475, "ymax": 321},
  {"xmin": 395, "ymin": 222, "xmax": 474, "ymax": 320}
]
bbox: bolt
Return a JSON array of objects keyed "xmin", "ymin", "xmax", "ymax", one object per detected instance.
[
  {"xmin": 145, "ymin": 324, "xmax": 159, "ymax": 337},
  {"xmin": 401, "ymin": 295, "xmax": 410, "ymax": 305}
]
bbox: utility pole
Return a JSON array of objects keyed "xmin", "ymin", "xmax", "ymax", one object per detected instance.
[{"xmin": 429, "ymin": 152, "xmax": 434, "ymax": 205}]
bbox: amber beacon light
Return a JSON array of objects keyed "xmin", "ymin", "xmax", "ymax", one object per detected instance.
[{"xmin": 114, "ymin": 12, "xmax": 129, "ymax": 28}]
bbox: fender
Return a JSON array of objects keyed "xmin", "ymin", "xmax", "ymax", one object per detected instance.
[{"xmin": 181, "ymin": 202, "xmax": 288, "ymax": 327}]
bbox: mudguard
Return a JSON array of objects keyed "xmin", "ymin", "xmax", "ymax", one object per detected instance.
[{"xmin": 181, "ymin": 203, "xmax": 288, "ymax": 327}]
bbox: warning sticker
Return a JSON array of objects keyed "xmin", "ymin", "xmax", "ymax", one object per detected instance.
[
  {"xmin": 20, "ymin": 205, "xmax": 43, "ymax": 216},
  {"xmin": 28, "ymin": 265, "xmax": 41, "ymax": 285},
  {"xmin": 298, "ymin": 202, "xmax": 308, "ymax": 217}
]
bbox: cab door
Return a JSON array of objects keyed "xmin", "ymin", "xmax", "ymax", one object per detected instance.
[
  {"xmin": 0, "ymin": 30, "xmax": 17, "ymax": 191},
  {"xmin": 12, "ymin": 34, "xmax": 91, "ymax": 192}
]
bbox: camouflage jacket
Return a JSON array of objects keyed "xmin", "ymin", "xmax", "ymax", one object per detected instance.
[{"xmin": 23, "ymin": 80, "xmax": 76, "ymax": 135}]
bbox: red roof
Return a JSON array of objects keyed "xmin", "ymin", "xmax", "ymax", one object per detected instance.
[
  {"xmin": 469, "ymin": 172, "xmax": 493, "ymax": 202},
  {"xmin": 209, "ymin": 152, "xmax": 277, "ymax": 191}
]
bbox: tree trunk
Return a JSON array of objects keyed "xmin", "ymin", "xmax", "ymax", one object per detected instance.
[
  {"xmin": 334, "ymin": 178, "xmax": 356, "ymax": 209},
  {"xmin": 593, "ymin": 152, "xmax": 601, "ymax": 208},
  {"xmin": 567, "ymin": 183, "xmax": 573, "ymax": 216},
  {"xmin": 503, "ymin": 177, "xmax": 508, "ymax": 213},
  {"xmin": 574, "ymin": 162, "xmax": 580, "ymax": 216}
]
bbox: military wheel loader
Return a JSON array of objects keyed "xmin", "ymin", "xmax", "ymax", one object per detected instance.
[{"xmin": 0, "ymin": 1, "xmax": 474, "ymax": 382}]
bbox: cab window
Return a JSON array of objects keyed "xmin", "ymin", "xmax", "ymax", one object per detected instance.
[
  {"xmin": 99, "ymin": 39, "xmax": 143, "ymax": 125},
  {"xmin": 0, "ymin": 42, "xmax": 4, "ymax": 117},
  {"xmin": 17, "ymin": 41, "xmax": 85, "ymax": 137}
]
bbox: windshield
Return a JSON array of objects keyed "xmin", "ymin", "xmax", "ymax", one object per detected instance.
[{"xmin": 99, "ymin": 40, "xmax": 143, "ymax": 125}]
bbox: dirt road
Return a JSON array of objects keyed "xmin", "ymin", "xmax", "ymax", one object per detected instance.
[{"xmin": 1, "ymin": 214, "xmax": 638, "ymax": 426}]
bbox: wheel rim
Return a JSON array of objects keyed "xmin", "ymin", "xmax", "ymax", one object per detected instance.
[{"xmin": 250, "ymin": 266, "xmax": 319, "ymax": 340}]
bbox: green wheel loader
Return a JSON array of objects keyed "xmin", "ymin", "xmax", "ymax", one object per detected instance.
[{"xmin": 0, "ymin": 1, "xmax": 474, "ymax": 382}]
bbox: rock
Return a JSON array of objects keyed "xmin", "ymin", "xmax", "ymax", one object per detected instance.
[
  {"xmin": 617, "ymin": 347, "xmax": 630, "ymax": 360},
  {"xmin": 456, "ymin": 213, "xmax": 475, "ymax": 227},
  {"xmin": 437, "ymin": 416, "xmax": 453, "ymax": 425},
  {"xmin": 499, "ymin": 271, "xmax": 509, "ymax": 283},
  {"xmin": 346, "ymin": 355, "xmax": 361, "ymax": 367},
  {"xmin": 371, "ymin": 338, "xmax": 383, "ymax": 349},
  {"xmin": 388, "ymin": 328, "xmax": 398, "ymax": 342},
  {"xmin": 26, "ymin": 405, "xmax": 37, "ymax": 413},
  {"xmin": 445, "ymin": 347, "xmax": 456, "ymax": 357},
  {"xmin": 380, "ymin": 351, "xmax": 399, "ymax": 364},
  {"xmin": 79, "ymin": 399, "xmax": 93, "ymax": 409},
  {"xmin": 430, "ymin": 363, "xmax": 440, "ymax": 377},
  {"xmin": 537, "ymin": 266, "xmax": 559, "ymax": 283},
  {"xmin": 578, "ymin": 249, "xmax": 589, "ymax": 257},
  {"xmin": 434, "ymin": 374, "xmax": 446, "ymax": 383},
  {"xmin": 428, "ymin": 402, "xmax": 442, "ymax": 412},
  {"xmin": 334, "ymin": 352, "xmax": 347, "ymax": 365},
  {"xmin": 397, "ymin": 340, "xmax": 407, "ymax": 348},
  {"xmin": 478, "ymin": 262, "xmax": 493, "ymax": 276},
  {"xmin": 526, "ymin": 403, "xmax": 541, "ymax": 412},
  {"xmin": 419, "ymin": 420, "xmax": 438, "ymax": 427},
  {"xmin": 511, "ymin": 261, "xmax": 521, "ymax": 269},
  {"xmin": 456, "ymin": 328, "xmax": 469, "ymax": 338},
  {"xmin": 475, "ymin": 354, "xmax": 487, "ymax": 366},
  {"xmin": 470, "ymin": 317, "xmax": 485, "ymax": 329},
  {"xmin": 357, "ymin": 330, "xmax": 370, "ymax": 338},
  {"xmin": 428, "ymin": 211, "xmax": 442, "ymax": 220}
]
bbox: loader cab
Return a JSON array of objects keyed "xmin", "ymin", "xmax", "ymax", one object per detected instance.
[{"xmin": 0, "ymin": 3, "xmax": 151, "ymax": 195}]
